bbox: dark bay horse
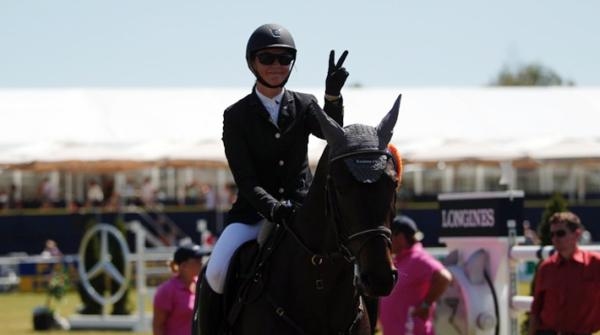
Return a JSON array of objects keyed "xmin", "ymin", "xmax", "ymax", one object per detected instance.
[{"xmin": 194, "ymin": 95, "xmax": 402, "ymax": 334}]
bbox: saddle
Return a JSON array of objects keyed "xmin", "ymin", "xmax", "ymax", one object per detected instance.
[{"xmin": 222, "ymin": 221, "xmax": 286, "ymax": 330}]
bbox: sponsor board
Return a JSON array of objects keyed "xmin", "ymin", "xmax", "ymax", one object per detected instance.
[{"xmin": 438, "ymin": 191, "xmax": 524, "ymax": 237}]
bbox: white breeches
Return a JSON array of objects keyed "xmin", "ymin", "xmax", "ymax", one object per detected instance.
[{"xmin": 205, "ymin": 221, "xmax": 264, "ymax": 294}]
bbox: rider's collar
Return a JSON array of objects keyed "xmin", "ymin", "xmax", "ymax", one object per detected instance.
[{"xmin": 255, "ymin": 87, "xmax": 285, "ymax": 106}]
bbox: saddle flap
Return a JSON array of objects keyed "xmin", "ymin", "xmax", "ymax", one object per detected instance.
[{"xmin": 224, "ymin": 240, "xmax": 261, "ymax": 307}]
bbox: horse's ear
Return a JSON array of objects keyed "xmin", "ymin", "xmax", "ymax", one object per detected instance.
[
  {"xmin": 377, "ymin": 95, "xmax": 401, "ymax": 146},
  {"xmin": 312, "ymin": 101, "xmax": 345, "ymax": 146}
]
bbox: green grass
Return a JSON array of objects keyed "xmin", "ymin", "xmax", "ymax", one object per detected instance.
[
  {"xmin": 0, "ymin": 287, "xmax": 532, "ymax": 335},
  {"xmin": 0, "ymin": 291, "xmax": 151, "ymax": 335},
  {"xmin": 2, "ymin": 288, "xmax": 596, "ymax": 335}
]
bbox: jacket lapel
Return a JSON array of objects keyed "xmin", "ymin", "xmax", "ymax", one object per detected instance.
[
  {"xmin": 278, "ymin": 91, "xmax": 296, "ymax": 132},
  {"xmin": 250, "ymin": 90, "xmax": 279, "ymax": 129}
]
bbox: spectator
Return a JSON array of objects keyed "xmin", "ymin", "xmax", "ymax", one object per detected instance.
[
  {"xmin": 523, "ymin": 220, "xmax": 540, "ymax": 245},
  {"xmin": 121, "ymin": 177, "xmax": 138, "ymax": 206},
  {"xmin": 528, "ymin": 211, "xmax": 600, "ymax": 335},
  {"xmin": 86, "ymin": 180, "xmax": 104, "ymax": 207},
  {"xmin": 8, "ymin": 183, "xmax": 20, "ymax": 209},
  {"xmin": 0, "ymin": 188, "xmax": 7, "ymax": 210},
  {"xmin": 38, "ymin": 177, "xmax": 58, "ymax": 208},
  {"xmin": 176, "ymin": 184, "xmax": 187, "ymax": 207},
  {"xmin": 185, "ymin": 181, "xmax": 199, "ymax": 205},
  {"xmin": 153, "ymin": 244, "xmax": 204, "ymax": 335},
  {"xmin": 41, "ymin": 239, "xmax": 63, "ymax": 258},
  {"xmin": 199, "ymin": 184, "xmax": 216, "ymax": 209},
  {"xmin": 140, "ymin": 177, "xmax": 157, "ymax": 207},
  {"xmin": 379, "ymin": 215, "xmax": 452, "ymax": 335}
]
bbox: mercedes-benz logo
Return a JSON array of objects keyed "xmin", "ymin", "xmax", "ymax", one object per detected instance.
[{"xmin": 78, "ymin": 224, "xmax": 132, "ymax": 307}]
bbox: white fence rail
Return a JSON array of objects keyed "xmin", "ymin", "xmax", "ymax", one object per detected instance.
[{"xmin": 510, "ymin": 244, "xmax": 600, "ymax": 312}]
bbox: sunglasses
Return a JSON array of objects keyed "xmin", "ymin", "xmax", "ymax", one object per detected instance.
[
  {"xmin": 255, "ymin": 52, "xmax": 295, "ymax": 66},
  {"xmin": 550, "ymin": 229, "xmax": 567, "ymax": 238}
]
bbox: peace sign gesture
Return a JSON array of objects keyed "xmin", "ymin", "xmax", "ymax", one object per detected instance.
[{"xmin": 325, "ymin": 50, "xmax": 349, "ymax": 97}]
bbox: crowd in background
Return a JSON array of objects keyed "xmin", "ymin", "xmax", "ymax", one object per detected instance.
[{"xmin": 0, "ymin": 175, "xmax": 237, "ymax": 212}]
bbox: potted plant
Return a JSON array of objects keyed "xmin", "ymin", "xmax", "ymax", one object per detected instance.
[{"xmin": 33, "ymin": 266, "xmax": 70, "ymax": 331}]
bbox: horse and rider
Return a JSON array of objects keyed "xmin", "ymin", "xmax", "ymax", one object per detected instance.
[{"xmin": 193, "ymin": 23, "xmax": 402, "ymax": 335}]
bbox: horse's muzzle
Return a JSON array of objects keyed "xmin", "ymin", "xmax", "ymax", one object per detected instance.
[{"xmin": 359, "ymin": 267, "xmax": 397, "ymax": 297}]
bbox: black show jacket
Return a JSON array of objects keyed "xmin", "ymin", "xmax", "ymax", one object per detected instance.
[{"xmin": 222, "ymin": 89, "xmax": 344, "ymax": 225}]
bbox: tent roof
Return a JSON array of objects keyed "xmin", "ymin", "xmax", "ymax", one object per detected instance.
[{"xmin": 1, "ymin": 87, "xmax": 600, "ymax": 170}]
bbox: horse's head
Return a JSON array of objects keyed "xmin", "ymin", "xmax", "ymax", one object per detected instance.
[{"xmin": 314, "ymin": 95, "xmax": 402, "ymax": 296}]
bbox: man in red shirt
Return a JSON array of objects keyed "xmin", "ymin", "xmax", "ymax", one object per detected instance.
[{"xmin": 529, "ymin": 211, "xmax": 600, "ymax": 335}]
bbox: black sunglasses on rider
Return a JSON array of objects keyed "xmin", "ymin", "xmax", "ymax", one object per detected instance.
[
  {"xmin": 550, "ymin": 229, "xmax": 567, "ymax": 238},
  {"xmin": 255, "ymin": 52, "xmax": 295, "ymax": 66}
]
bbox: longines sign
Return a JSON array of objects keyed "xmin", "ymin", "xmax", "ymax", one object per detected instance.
[{"xmin": 438, "ymin": 191, "xmax": 524, "ymax": 237}]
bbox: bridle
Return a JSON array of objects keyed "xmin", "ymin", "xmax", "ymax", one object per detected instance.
[
  {"xmin": 266, "ymin": 149, "xmax": 399, "ymax": 335},
  {"xmin": 279, "ymin": 149, "xmax": 398, "ymax": 265},
  {"xmin": 327, "ymin": 150, "xmax": 398, "ymax": 263}
]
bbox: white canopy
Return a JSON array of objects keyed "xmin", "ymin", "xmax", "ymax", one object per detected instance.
[{"xmin": 1, "ymin": 87, "xmax": 599, "ymax": 170}]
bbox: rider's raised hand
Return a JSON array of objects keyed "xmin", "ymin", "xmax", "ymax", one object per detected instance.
[{"xmin": 325, "ymin": 50, "xmax": 349, "ymax": 97}]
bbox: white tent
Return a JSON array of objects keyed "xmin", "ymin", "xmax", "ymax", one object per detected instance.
[{"xmin": 1, "ymin": 87, "xmax": 600, "ymax": 170}]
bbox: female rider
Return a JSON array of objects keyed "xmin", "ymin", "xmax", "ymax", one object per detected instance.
[{"xmin": 198, "ymin": 23, "xmax": 349, "ymax": 333}]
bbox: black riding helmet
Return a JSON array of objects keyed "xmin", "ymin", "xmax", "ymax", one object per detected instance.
[{"xmin": 246, "ymin": 23, "xmax": 297, "ymax": 89}]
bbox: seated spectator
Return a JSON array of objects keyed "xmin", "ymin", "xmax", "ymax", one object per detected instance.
[
  {"xmin": 0, "ymin": 188, "xmax": 7, "ymax": 210},
  {"xmin": 140, "ymin": 177, "xmax": 157, "ymax": 208},
  {"xmin": 41, "ymin": 239, "xmax": 63, "ymax": 258},
  {"xmin": 86, "ymin": 180, "xmax": 104, "ymax": 207},
  {"xmin": 38, "ymin": 177, "xmax": 58, "ymax": 208}
]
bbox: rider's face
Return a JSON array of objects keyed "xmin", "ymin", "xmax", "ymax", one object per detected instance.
[{"xmin": 252, "ymin": 48, "xmax": 293, "ymax": 87}]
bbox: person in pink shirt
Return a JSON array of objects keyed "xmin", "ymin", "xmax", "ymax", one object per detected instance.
[
  {"xmin": 153, "ymin": 244, "xmax": 204, "ymax": 335},
  {"xmin": 379, "ymin": 215, "xmax": 452, "ymax": 335}
]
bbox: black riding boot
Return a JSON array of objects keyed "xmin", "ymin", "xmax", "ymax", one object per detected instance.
[{"xmin": 192, "ymin": 275, "xmax": 224, "ymax": 335}]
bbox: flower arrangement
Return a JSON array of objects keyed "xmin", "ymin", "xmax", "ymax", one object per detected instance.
[
  {"xmin": 33, "ymin": 264, "xmax": 72, "ymax": 331},
  {"xmin": 46, "ymin": 267, "xmax": 70, "ymax": 310}
]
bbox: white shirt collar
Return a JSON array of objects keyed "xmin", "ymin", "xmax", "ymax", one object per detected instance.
[
  {"xmin": 255, "ymin": 88, "xmax": 285, "ymax": 124},
  {"xmin": 255, "ymin": 88, "xmax": 285, "ymax": 106}
]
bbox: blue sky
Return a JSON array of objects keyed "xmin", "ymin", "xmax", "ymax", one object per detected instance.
[{"xmin": 1, "ymin": 0, "xmax": 599, "ymax": 88}]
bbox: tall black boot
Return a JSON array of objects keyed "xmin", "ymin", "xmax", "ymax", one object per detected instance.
[{"xmin": 192, "ymin": 274, "xmax": 224, "ymax": 335}]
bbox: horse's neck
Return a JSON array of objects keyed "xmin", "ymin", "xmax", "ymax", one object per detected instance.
[
  {"xmin": 257, "ymin": 149, "xmax": 362, "ymax": 334},
  {"xmin": 294, "ymin": 149, "xmax": 336, "ymax": 253}
]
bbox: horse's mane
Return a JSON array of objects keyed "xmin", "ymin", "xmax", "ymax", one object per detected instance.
[
  {"xmin": 294, "ymin": 146, "xmax": 330, "ymax": 226},
  {"xmin": 387, "ymin": 143, "xmax": 403, "ymax": 185}
]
